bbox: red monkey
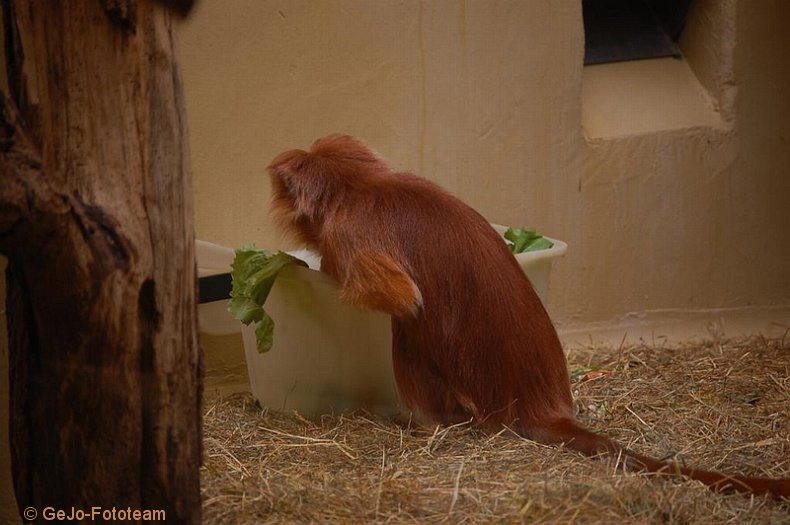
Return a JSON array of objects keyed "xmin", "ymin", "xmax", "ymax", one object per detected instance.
[{"xmin": 267, "ymin": 134, "xmax": 790, "ymax": 498}]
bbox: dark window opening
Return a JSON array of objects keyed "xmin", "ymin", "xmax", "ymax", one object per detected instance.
[{"xmin": 583, "ymin": 0, "xmax": 695, "ymax": 65}]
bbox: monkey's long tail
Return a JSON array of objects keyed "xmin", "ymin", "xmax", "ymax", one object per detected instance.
[{"xmin": 528, "ymin": 418, "xmax": 790, "ymax": 499}]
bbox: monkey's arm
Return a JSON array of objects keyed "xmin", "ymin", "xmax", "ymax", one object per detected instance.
[{"xmin": 338, "ymin": 250, "xmax": 423, "ymax": 317}]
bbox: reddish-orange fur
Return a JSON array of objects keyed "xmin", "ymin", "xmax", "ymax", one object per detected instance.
[{"xmin": 267, "ymin": 134, "xmax": 790, "ymax": 499}]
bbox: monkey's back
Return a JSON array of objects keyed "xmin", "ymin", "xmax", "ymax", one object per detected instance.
[{"xmin": 345, "ymin": 172, "xmax": 574, "ymax": 429}]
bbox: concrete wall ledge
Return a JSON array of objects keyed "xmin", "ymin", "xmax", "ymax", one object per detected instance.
[
  {"xmin": 582, "ymin": 57, "xmax": 725, "ymax": 140},
  {"xmin": 559, "ymin": 304, "xmax": 790, "ymax": 347}
]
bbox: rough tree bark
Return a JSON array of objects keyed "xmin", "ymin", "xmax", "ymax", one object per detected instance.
[{"xmin": 0, "ymin": 1, "xmax": 201, "ymax": 523}]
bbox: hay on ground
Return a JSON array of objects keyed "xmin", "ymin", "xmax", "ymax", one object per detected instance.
[{"xmin": 201, "ymin": 337, "xmax": 790, "ymax": 524}]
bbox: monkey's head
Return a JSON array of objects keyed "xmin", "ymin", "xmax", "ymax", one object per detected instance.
[{"xmin": 267, "ymin": 134, "xmax": 388, "ymax": 247}]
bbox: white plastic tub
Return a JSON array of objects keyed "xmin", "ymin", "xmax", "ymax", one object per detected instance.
[
  {"xmin": 242, "ymin": 255, "xmax": 398, "ymax": 416},
  {"xmin": 492, "ymin": 225, "xmax": 567, "ymax": 304},
  {"xmin": 195, "ymin": 225, "xmax": 567, "ymax": 417}
]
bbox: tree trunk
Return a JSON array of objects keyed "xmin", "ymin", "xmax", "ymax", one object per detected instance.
[{"xmin": 0, "ymin": 1, "xmax": 202, "ymax": 523}]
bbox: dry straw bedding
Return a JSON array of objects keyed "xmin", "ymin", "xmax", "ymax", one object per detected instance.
[{"xmin": 201, "ymin": 337, "xmax": 790, "ymax": 524}]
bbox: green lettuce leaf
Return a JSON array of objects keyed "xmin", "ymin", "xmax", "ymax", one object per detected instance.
[
  {"xmin": 228, "ymin": 244, "xmax": 307, "ymax": 353},
  {"xmin": 504, "ymin": 227, "xmax": 554, "ymax": 253}
]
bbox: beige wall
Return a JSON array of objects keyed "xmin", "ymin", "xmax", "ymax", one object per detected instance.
[
  {"xmin": 181, "ymin": 0, "xmax": 789, "ymax": 341},
  {"xmin": 566, "ymin": 0, "xmax": 790, "ymax": 341},
  {"xmin": 182, "ymin": 1, "xmax": 584, "ymax": 256},
  {"xmin": 1, "ymin": 0, "xmax": 789, "ymax": 514}
]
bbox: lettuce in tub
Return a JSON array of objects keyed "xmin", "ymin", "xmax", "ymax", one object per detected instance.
[
  {"xmin": 503, "ymin": 227, "xmax": 554, "ymax": 253},
  {"xmin": 228, "ymin": 244, "xmax": 306, "ymax": 353}
]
